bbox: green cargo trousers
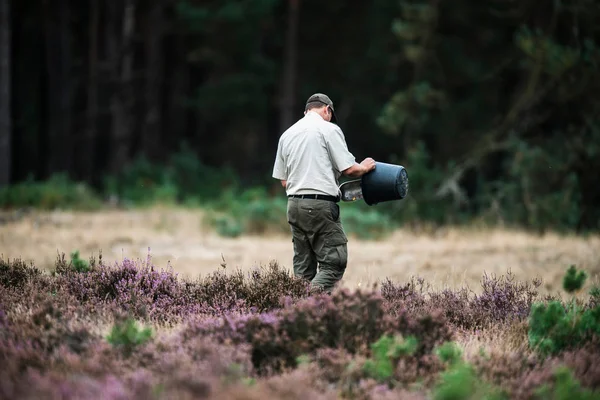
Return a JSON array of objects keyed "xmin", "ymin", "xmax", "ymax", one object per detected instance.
[{"xmin": 286, "ymin": 197, "xmax": 348, "ymax": 293}]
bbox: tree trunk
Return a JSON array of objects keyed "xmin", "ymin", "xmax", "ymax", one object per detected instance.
[
  {"xmin": 0, "ymin": 0, "xmax": 10, "ymax": 187},
  {"xmin": 84, "ymin": 0, "xmax": 100, "ymax": 182},
  {"xmin": 279, "ymin": 0, "xmax": 300, "ymax": 133},
  {"xmin": 44, "ymin": 0, "xmax": 73, "ymax": 176},
  {"xmin": 108, "ymin": 0, "xmax": 136, "ymax": 175},
  {"xmin": 142, "ymin": 1, "xmax": 164, "ymax": 160},
  {"xmin": 166, "ymin": 37, "xmax": 189, "ymax": 151}
]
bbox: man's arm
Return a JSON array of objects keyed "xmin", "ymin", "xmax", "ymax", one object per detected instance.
[
  {"xmin": 280, "ymin": 180, "xmax": 287, "ymax": 188},
  {"xmin": 342, "ymin": 158, "xmax": 376, "ymax": 177},
  {"xmin": 272, "ymin": 140, "xmax": 287, "ymax": 182}
]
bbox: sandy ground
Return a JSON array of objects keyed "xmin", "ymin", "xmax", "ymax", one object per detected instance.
[{"xmin": 1, "ymin": 207, "xmax": 599, "ymax": 295}]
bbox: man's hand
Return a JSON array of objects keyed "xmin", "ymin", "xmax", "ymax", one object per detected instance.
[
  {"xmin": 360, "ymin": 157, "xmax": 376, "ymax": 173},
  {"xmin": 281, "ymin": 180, "xmax": 287, "ymax": 188},
  {"xmin": 342, "ymin": 158, "xmax": 377, "ymax": 177}
]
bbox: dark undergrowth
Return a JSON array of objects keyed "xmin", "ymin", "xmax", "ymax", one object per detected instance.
[{"xmin": 1, "ymin": 254, "xmax": 599, "ymax": 399}]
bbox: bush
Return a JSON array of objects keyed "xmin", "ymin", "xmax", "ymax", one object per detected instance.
[
  {"xmin": 0, "ymin": 257, "xmax": 43, "ymax": 288},
  {"xmin": 435, "ymin": 341, "xmax": 463, "ymax": 366},
  {"xmin": 534, "ymin": 366, "xmax": 600, "ymax": 400},
  {"xmin": 528, "ymin": 301, "xmax": 600, "ymax": 356},
  {"xmin": 69, "ymin": 250, "xmax": 90, "ymax": 273},
  {"xmin": 106, "ymin": 317, "xmax": 153, "ymax": 356},
  {"xmin": 381, "ymin": 271, "xmax": 542, "ymax": 330},
  {"xmin": 362, "ymin": 334, "xmax": 418, "ymax": 381},
  {"xmin": 4, "ymin": 255, "xmax": 600, "ymax": 399},
  {"xmin": 203, "ymin": 187, "xmax": 289, "ymax": 237},
  {"xmin": 528, "ymin": 266, "xmax": 599, "ymax": 356},
  {"xmin": 0, "ymin": 173, "xmax": 102, "ymax": 210},
  {"xmin": 339, "ymin": 202, "xmax": 396, "ymax": 240},
  {"xmin": 104, "ymin": 155, "xmax": 179, "ymax": 206},
  {"xmin": 182, "ymin": 262, "xmax": 310, "ymax": 315},
  {"xmin": 104, "ymin": 142, "xmax": 239, "ymax": 207},
  {"xmin": 187, "ymin": 288, "xmax": 453, "ymax": 374},
  {"xmin": 51, "ymin": 253, "xmax": 309, "ymax": 323},
  {"xmin": 433, "ymin": 362, "xmax": 507, "ymax": 400},
  {"xmin": 563, "ymin": 265, "xmax": 587, "ymax": 294}
]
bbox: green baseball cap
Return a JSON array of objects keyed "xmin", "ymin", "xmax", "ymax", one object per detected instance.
[{"xmin": 306, "ymin": 93, "xmax": 338, "ymax": 123}]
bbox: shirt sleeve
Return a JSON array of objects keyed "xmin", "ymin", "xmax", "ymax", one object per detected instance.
[
  {"xmin": 272, "ymin": 139, "xmax": 287, "ymax": 180},
  {"xmin": 325, "ymin": 125, "xmax": 356, "ymax": 173}
]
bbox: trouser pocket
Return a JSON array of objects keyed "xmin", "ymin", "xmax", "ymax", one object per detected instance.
[
  {"xmin": 321, "ymin": 230, "xmax": 348, "ymax": 270},
  {"xmin": 329, "ymin": 202, "xmax": 340, "ymax": 222}
]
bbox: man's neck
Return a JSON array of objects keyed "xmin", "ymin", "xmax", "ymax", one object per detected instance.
[{"xmin": 305, "ymin": 110, "xmax": 324, "ymax": 120}]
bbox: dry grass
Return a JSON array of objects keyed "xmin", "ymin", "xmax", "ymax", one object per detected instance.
[
  {"xmin": 456, "ymin": 321, "xmax": 532, "ymax": 362},
  {"xmin": 1, "ymin": 206, "xmax": 599, "ymax": 294}
]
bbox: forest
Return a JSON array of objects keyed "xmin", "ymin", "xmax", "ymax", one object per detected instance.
[
  {"xmin": 0, "ymin": 0, "xmax": 599, "ymax": 232},
  {"xmin": 2, "ymin": 2, "xmax": 600, "ymax": 399}
]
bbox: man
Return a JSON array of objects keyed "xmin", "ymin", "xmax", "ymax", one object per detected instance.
[{"xmin": 272, "ymin": 93, "xmax": 376, "ymax": 293}]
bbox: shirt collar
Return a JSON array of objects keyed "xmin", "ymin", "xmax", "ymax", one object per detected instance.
[{"xmin": 304, "ymin": 111, "xmax": 324, "ymax": 120}]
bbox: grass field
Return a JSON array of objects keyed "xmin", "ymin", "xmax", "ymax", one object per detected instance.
[{"xmin": 1, "ymin": 207, "xmax": 598, "ymax": 294}]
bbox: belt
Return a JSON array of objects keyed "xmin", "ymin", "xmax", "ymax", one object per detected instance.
[{"xmin": 288, "ymin": 194, "xmax": 340, "ymax": 203}]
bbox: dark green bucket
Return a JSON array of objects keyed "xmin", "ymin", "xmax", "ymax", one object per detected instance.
[{"xmin": 361, "ymin": 162, "xmax": 409, "ymax": 205}]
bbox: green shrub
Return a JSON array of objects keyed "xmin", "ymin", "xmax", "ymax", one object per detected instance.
[
  {"xmin": 0, "ymin": 173, "xmax": 102, "ymax": 210},
  {"xmin": 372, "ymin": 141, "xmax": 463, "ymax": 226},
  {"xmin": 534, "ymin": 365, "xmax": 600, "ymax": 400},
  {"xmin": 563, "ymin": 265, "xmax": 588, "ymax": 294},
  {"xmin": 104, "ymin": 142, "xmax": 239, "ymax": 207},
  {"xmin": 103, "ymin": 156, "xmax": 178, "ymax": 207},
  {"xmin": 435, "ymin": 341, "xmax": 463, "ymax": 366},
  {"xmin": 203, "ymin": 186, "xmax": 399, "ymax": 239},
  {"xmin": 433, "ymin": 362, "xmax": 507, "ymax": 400},
  {"xmin": 70, "ymin": 250, "xmax": 90, "ymax": 273},
  {"xmin": 203, "ymin": 187, "xmax": 289, "ymax": 237},
  {"xmin": 528, "ymin": 301, "xmax": 600, "ymax": 356},
  {"xmin": 479, "ymin": 136, "xmax": 583, "ymax": 233},
  {"xmin": 106, "ymin": 318, "xmax": 153, "ymax": 356},
  {"xmin": 339, "ymin": 202, "xmax": 396, "ymax": 240},
  {"xmin": 528, "ymin": 266, "xmax": 599, "ymax": 356},
  {"xmin": 211, "ymin": 214, "xmax": 244, "ymax": 238},
  {"xmin": 362, "ymin": 334, "xmax": 418, "ymax": 381},
  {"xmin": 431, "ymin": 340, "xmax": 507, "ymax": 400}
]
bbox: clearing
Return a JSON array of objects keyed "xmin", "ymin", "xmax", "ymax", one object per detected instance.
[{"xmin": 1, "ymin": 207, "xmax": 598, "ymax": 294}]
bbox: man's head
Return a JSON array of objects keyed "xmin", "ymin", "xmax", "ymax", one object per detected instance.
[{"xmin": 304, "ymin": 93, "xmax": 338, "ymax": 124}]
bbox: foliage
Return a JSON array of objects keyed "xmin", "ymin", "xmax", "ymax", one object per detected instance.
[
  {"xmin": 362, "ymin": 334, "xmax": 418, "ymax": 381},
  {"xmin": 563, "ymin": 265, "xmax": 588, "ymax": 294},
  {"xmin": 434, "ymin": 341, "xmax": 463, "ymax": 366},
  {"xmin": 104, "ymin": 143, "xmax": 239, "ymax": 207},
  {"xmin": 432, "ymin": 340, "xmax": 507, "ymax": 400},
  {"xmin": 0, "ymin": 173, "xmax": 102, "ymax": 211},
  {"xmin": 534, "ymin": 366, "xmax": 600, "ymax": 400},
  {"xmin": 480, "ymin": 136, "xmax": 585, "ymax": 233},
  {"xmin": 433, "ymin": 362, "xmax": 507, "ymax": 400},
  {"xmin": 69, "ymin": 250, "xmax": 90, "ymax": 273},
  {"xmin": 106, "ymin": 317, "xmax": 153, "ymax": 356},
  {"xmin": 1, "ymin": 255, "xmax": 599, "ymax": 398},
  {"xmin": 339, "ymin": 201, "xmax": 397, "ymax": 240},
  {"xmin": 4, "ymin": 0, "xmax": 600, "ymax": 235},
  {"xmin": 382, "ymin": 271, "xmax": 542, "ymax": 330},
  {"xmin": 528, "ymin": 266, "xmax": 599, "ymax": 356},
  {"xmin": 0, "ymin": 257, "xmax": 42, "ymax": 288},
  {"xmin": 202, "ymin": 187, "xmax": 288, "ymax": 237},
  {"xmin": 187, "ymin": 288, "xmax": 453, "ymax": 374},
  {"xmin": 201, "ymin": 185, "xmax": 395, "ymax": 239},
  {"xmin": 528, "ymin": 301, "xmax": 600, "ymax": 356},
  {"xmin": 378, "ymin": 1, "xmax": 600, "ymax": 233}
]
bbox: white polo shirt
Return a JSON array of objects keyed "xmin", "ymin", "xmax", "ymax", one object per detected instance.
[{"xmin": 272, "ymin": 111, "xmax": 356, "ymax": 197}]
